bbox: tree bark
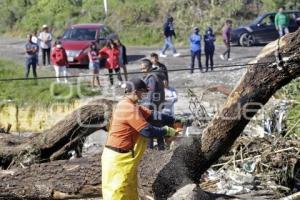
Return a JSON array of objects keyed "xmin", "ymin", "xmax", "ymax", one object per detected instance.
[
  {"xmin": 0, "ymin": 29, "xmax": 300, "ymax": 199},
  {"xmin": 0, "ymin": 98, "xmax": 114, "ymax": 168}
]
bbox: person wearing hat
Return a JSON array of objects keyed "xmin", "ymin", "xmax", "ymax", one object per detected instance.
[
  {"xmin": 38, "ymin": 24, "xmax": 53, "ymax": 66},
  {"xmin": 101, "ymin": 77, "xmax": 179, "ymax": 200},
  {"xmin": 189, "ymin": 26, "xmax": 202, "ymax": 73}
]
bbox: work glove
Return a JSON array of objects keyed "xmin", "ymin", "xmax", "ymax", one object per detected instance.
[{"xmin": 163, "ymin": 126, "xmax": 177, "ymax": 137}]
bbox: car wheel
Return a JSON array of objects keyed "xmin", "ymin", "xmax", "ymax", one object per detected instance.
[{"xmin": 239, "ymin": 33, "xmax": 255, "ymax": 47}]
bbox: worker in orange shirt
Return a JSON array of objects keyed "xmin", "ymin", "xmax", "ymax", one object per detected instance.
[{"xmin": 101, "ymin": 78, "xmax": 179, "ymax": 200}]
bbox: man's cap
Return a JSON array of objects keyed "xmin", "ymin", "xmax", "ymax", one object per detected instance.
[
  {"xmin": 125, "ymin": 78, "xmax": 148, "ymax": 93},
  {"xmin": 42, "ymin": 24, "xmax": 48, "ymax": 29},
  {"xmin": 194, "ymin": 26, "xmax": 199, "ymax": 31}
]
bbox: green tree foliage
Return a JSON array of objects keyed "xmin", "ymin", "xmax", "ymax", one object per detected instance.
[
  {"xmin": 0, "ymin": 0, "xmax": 299, "ymax": 44},
  {"xmin": 261, "ymin": 0, "xmax": 300, "ymax": 11}
]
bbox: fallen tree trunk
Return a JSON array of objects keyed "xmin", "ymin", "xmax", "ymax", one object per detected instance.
[
  {"xmin": 0, "ymin": 155, "xmax": 102, "ymax": 200},
  {"xmin": 0, "ymin": 29, "xmax": 300, "ymax": 199},
  {"xmin": 0, "ymin": 98, "xmax": 114, "ymax": 168}
]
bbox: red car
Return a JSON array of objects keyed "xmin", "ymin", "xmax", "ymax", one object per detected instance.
[{"xmin": 60, "ymin": 23, "xmax": 117, "ymax": 66}]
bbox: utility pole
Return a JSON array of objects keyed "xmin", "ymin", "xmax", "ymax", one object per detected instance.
[{"xmin": 104, "ymin": 0, "xmax": 108, "ymax": 16}]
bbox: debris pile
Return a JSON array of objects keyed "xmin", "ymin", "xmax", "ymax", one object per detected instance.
[{"xmin": 200, "ymin": 135, "xmax": 300, "ymax": 198}]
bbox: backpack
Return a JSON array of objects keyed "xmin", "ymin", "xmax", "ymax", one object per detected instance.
[{"xmin": 144, "ymin": 72, "xmax": 165, "ymax": 109}]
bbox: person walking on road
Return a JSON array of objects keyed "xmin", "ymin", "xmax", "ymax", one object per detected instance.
[
  {"xmin": 275, "ymin": 6, "xmax": 290, "ymax": 37},
  {"xmin": 99, "ymin": 40, "xmax": 123, "ymax": 88},
  {"xmin": 25, "ymin": 34, "xmax": 39, "ymax": 79},
  {"xmin": 189, "ymin": 27, "xmax": 202, "ymax": 73},
  {"xmin": 160, "ymin": 14, "xmax": 180, "ymax": 58},
  {"xmin": 88, "ymin": 42, "xmax": 101, "ymax": 89},
  {"xmin": 38, "ymin": 24, "xmax": 52, "ymax": 66},
  {"xmin": 220, "ymin": 20, "xmax": 232, "ymax": 61},
  {"xmin": 101, "ymin": 77, "xmax": 178, "ymax": 200},
  {"xmin": 114, "ymin": 38, "xmax": 128, "ymax": 87},
  {"xmin": 51, "ymin": 41, "xmax": 68, "ymax": 83},
  {"xmin": 204, "ymin": 27, "xmax": 216, "ymax": 71},
  {"xmin": 150, "ymin": 52, "xmax": 169, "ymax": 83}
]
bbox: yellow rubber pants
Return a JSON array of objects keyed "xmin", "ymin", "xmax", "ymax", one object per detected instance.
[{"xmin": 101, "ymin": 136, "xmax": 147, "ymax": 200}]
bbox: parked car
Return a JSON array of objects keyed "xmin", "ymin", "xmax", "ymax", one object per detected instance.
[
  {"xmin": 60, "ymin": 23, "xmax": 117, "ymax": 66},
  {"xmin": 231, "ymin": 11, "xmax": 300, "ymax": 46}
]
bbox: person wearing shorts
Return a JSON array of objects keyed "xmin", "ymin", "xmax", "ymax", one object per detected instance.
[{"xmin": 88, "ymin": 42, "xmax": 101, "ymax": 89}]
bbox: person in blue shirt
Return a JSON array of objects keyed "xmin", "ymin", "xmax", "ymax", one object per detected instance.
[
  {"xmin": 204, "ymin": 27, "xmax": 216, "ymax": 71},
  {"xmin": 189, "ymin": 27, "xmax": 202, "ymax": 73}
]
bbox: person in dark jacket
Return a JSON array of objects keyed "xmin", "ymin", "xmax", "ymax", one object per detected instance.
[
  {"xmin": 189, "ymin": 27, "xmax": 202, "ymax": 73},
  {"xmin": 115, "ymin": 39, "xmax": 128, "ymax": 85},
  {"xmin": 140, "ymin": 59, "xmax": 166, "ymax": 150},
  {"xmin": 25, "ymin": 34, "xmax": 39, "ymax": 79},
  {"xmin": 220, "ymin": 20, "xmax": 232, "ymax": 61},
  {"xmin": 160, "ymin": 14, "xmax": 180, "ymax": 58},
  {"xmin": 204, "ymin": 27, "xmax": 216, "ymax": 71},
  {"xmin": 150, "ymin": 52, "xmax": 169, "ymax": 83}
]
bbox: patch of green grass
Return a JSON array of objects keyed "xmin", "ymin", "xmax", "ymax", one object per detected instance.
[
  {"xmin": 0, "ymin": 59, "xmax": 99, "ymax": 106},
  {"xmin": 276, "ymin": 79, "xmax": 300, "ymax": 136}
]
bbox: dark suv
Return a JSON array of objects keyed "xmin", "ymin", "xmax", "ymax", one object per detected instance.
[{"xmin": 231, "ymin": 11, "xmax": 300, "ymax": 46}]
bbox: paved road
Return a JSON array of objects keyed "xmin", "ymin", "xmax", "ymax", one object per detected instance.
[
  {"xmin": 0, "ymin": 36, "xmax": 264, "ymax": 113},
  {"xmin": 0, "ymin": 35, "xmax": 262, "ymax": 80}
]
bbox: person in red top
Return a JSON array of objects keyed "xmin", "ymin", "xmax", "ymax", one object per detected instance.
[
  {"xmin": 102, "ymin": 78, "xmax": 178, "ymax": 200},
  {"xmin": 88, "ymin": 42, "xmax": 101, "ymax": 89},
  {"xmin": 99, "ymin": 40, "xmax": 123, "ymax": 87},
  {"xmin": 51, "ymin": 41, "xmax": 68, "ymax": 83}
]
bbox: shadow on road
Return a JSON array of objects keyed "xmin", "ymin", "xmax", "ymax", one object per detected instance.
[{"xmin": 128, "ymin": 54, "xmax": 145, "ymax": 62}]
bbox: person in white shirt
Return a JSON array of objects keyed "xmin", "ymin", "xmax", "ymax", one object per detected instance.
[
  {"xmin": 162, "ymin": 80, "xmax": 178, "ymax": 117},
  {"xmin": 38, "ymin": 24, "xmax": 52, "ymax": 66}
]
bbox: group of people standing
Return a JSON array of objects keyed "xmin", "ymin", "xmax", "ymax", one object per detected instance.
[
  {"xmin": 25, "ymin": 24, "xmax": 53, "ymax": 79},
  {"xmin": 158, "ymin": 14, "xmax": 234, "ymax": 74},
  {"xmin": 97, "ymin": 39, "xmax": 128, "ymax": 89},
  {"xmin": 25, "ymin": 24, "xmax": 129, "ymax": 86},
  {"xmin": 187, "ymin": 20, "xmax": 232, "ymax": 73},
  {"xmin": 25, "ymin": 24, "xmax": 71, "ymax": 83},
  {"xmin": 189, "ymin": 26, "xmax": 216, "ymax": 73}
]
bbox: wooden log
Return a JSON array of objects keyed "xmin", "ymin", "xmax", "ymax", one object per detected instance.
[
  {"xmin": 0, "ymin": 155, "xmax": 102, "ymax": 199},
  {"xmin": 0, "ymin": 98, "xmax": 114, "ymax": 168}
]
